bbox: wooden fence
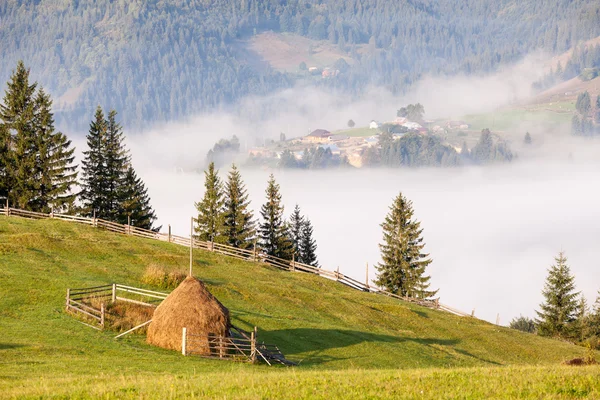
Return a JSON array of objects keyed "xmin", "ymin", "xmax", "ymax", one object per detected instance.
[
  {"xmin": 65, "ymin": 283, "xmax": 169, "ymax": 328},
  {"xmin": 3, "ymin": 206, "xmax": 472, "ymax": 318},
  {"xmin": 182, "ymin": 326, "xmax": 295, "ymax": 366}
]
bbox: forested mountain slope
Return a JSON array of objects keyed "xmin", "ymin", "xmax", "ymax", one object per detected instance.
[{"xmin": 1, "ymin": 0, "xmax": 599, "ymax": 129}]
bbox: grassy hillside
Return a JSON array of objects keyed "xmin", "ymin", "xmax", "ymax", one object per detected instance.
[{"xmin": 1, "ymin": 216, "xmax": 598, "ymax": 398}]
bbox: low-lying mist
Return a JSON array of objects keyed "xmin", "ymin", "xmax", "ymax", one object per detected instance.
[{"xmin": 69, "ymin": 53, "xmax": 599, "ymax": 325}]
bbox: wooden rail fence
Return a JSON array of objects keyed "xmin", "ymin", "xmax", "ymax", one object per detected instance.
[
  {"xmin": 65, "ymin": 283, "xmax": 169, "ymax": 328},
  {"xmin": 3, "ymin": 205, "xmax": 472, "ymax": 318}
]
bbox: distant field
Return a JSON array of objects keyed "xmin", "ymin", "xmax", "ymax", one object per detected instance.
[
  {"xmin": 460, "ymin": 106, "xmax": 574, "ymax": 132},
  {"xmin": 333, "ymin": 126, "xmax": 376, "ymax": 137},
  {"xmin": 236, "ymin": 31, "xmax": 357, "ymax": 73},
  {"xmin": 1, "ymin": 216, "xmax": 597, "ymax": 398}
]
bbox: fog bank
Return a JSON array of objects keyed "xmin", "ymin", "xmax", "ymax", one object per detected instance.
[{"xmin": 136, "ymin": 156, "xmax": 600, "ymax": 325}]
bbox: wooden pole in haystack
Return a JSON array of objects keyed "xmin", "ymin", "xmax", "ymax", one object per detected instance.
[{"xmin": 189, "ymin": 217, "xmax": 194, "ymax": 277}]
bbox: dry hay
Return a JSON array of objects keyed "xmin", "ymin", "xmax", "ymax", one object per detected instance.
[{"xmin": 147, "ymin": 276, "xmax": 230, "ymax": 354}]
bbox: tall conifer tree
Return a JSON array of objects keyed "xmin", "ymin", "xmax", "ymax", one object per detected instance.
[
  {"xmin": 119, "ymin": 165, "xmax": 157, "ymax": 230},
  {"xmin": 259, "ymin": 174, "xmax": 292, "ymax": 259},
  {"xmin": 0, "ymin": 61, "xmax": 38, "ymax": 208},
  {"xmin": 31, "ymin": 88, "xmax": 77, "ymax": 212},
  {"xmin": 374, "ymin": 193, "xmax": 437, "ymax": 299},
  {"xmin": 0, "ymin": 124, "xmax": 10, "ymax": 203},
  {"xmin": 195, "ymin": 162, "xmax": 225, "ymax": 243},
  {"xmin": 289, "ymin": 204, "xmax": 304, "ymax": 258},
  {"xmin": 80, "ymin": 106, "xmax": 108, "ymax": 217},
  {"xmin": 104, "ymin": 109, "xmax": 129, "ymax": 220},
  {"xmin": 299, "ymin": 217, "xmax": 318, "ymax": 267},
  {"xmin": 535, "ymin": 252, "xmax": 580, "ymax": 339},
  {"xmin": 223, "ymin": 164, "xmax": 255, "ymax": 249}
]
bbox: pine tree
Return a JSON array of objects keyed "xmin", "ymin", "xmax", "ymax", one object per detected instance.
[
  {"xmin": 195, "ymin": 162, "xmax": 225, "ymax": 243},
  {"xmin": 574, "ymin": 294, "xmax": 592, "ymax": 343},
  {"xmin": 80, "ymin": 106, "xmax": 108, "ymax": 217},
  {"xmin": 0, "ymin": 124, "xmax": 11, "ymax": 204},
  {"xmin": 119, "ymin": 165, "xmax": 157, "ymax": 230},
  {"xmin": 299, "ymin": 217, "xmax": 318, "ymax": 267},
  {"xmin": 535, "ymin": 251, "xmax": 580, "ymax": 339},
  {"xmin": 0, "ymin": 61, "xmax": 38, "ymax": 208},
  {"xmin": 471, "ymin": 129, "xmax": 494, "ymax": 163},
  {"xmin": 590, "ymin": 291, "xmax": 600, "ymax": 337},
  {"xmin": 259, "ymin": 174, "xmax": 292, "ymax": 259},
  {"xmin": 31, "ymin": 88, "xmax": 77, "ymax": 213},
  {"xmin": 104, "ymin": 110, "xmax": 129, "ymax": 221},
  {"xmin": 223, "ymin": 164, "xmax": 255, "ymax": 249},
  {"xmin": 524, "ymin": 132, "xmax": 532, "ymax": 145},
  {"xmin": 576, "ymin": 91, "xmax": 591, "ymax": 116},
  {"xmin": 374, "ymin": 193, "xmax": 437, "ymax": 299},
  {"xmin": 289, "ymin": 204, "xmax": 304, "ymax": 258}
]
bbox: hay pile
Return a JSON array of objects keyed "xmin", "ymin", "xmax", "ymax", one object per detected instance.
[{"xmin": 147, "ymin": 276, "xmax": 230, "ymax": 353}]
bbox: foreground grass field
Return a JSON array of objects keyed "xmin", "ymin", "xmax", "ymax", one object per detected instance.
[{"xmin": 1, "ymin": 216, "xmax": 598, "ymax": 398}]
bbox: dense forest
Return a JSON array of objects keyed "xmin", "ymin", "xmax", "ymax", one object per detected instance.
[{"xmin": 2, "ymin": 0, "xmax": 600, "ymax": 129}]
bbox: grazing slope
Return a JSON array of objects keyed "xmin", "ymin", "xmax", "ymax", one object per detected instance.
[{"xmin": 0, "ymin": 216, "xmax": 597, "ymax": 398}]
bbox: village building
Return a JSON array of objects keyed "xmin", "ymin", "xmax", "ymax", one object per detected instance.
[
  {"xmin": 318, "ymin": 143, "xmax": 341, "ymax": 155},
  {"xmin": 446, "ymin": 120, "xmax": 469, "ymax": 130},
  {"xmin": 305, "ymin": 129, "xmax": 332, "ymax": 143},
  {"xmin": 364, "ymin": 136, "xmax": 379, "ymax": 147},
  {"xmin": 402, "ymin": 121, "xmax": 422, "ymax": 130},
  {"xmin": 369, "ymin": 120, "xmax": 381, "ymax": 129},
  {"xmin": 393, "ymin": 117, "xmax": 408, "ymax": 125}
]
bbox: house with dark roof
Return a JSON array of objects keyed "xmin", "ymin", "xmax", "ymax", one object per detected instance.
[{"xmin": 305, "ymin": 129, "xmax": 332, "ymax": 143}]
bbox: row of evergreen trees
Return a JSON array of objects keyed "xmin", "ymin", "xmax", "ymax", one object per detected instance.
[
  {"xmin": 0, "ymin": 61, "xmax": 157, "ymax": 230},
  {"xmin": 195, "ymin": 163, "xmax": 318, "ymax": 267},
  {"xmin": 510, "ymin": 252, "xmax": 600, "ymax": 347},
  {"xmin": 80, "ymin": 106, "xmax": 157, "ymax": 229}
]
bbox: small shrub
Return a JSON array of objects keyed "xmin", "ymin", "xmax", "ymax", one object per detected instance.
[
  {"xmin": 141, "ymin": 264, "xmax": 185, "ymax": 289},
  {"xmin": 509, "ymin": 315, "xmax": 536, "ymax": 333}
]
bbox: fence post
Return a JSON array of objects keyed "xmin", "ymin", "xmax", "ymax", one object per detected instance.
[
  {"xmin": 471, "ymin": 308, "xmax": 475, "ymax": 317},
  {"xmin": 250, "ymin": 326, "xmax": 257, "ymax": 364},
  {"xmin": 50, "ymin": 208, "xmax": 54, "ymax": 219},
  {"xmin": 168, "ymin": 225, "xmax": 172, "ymax": 243},
  {"xmin": 100, "ymin": 303, "xmax": 105, "ymax": 328},
  {"xmin": 66, "ymin": 288, "xmax": 70, "ymax": 310},
  {"xmin": 496, "ymin": 313, "xmax": 500, "ymax": 325},
  {"xmin": 6, "ymin": 198, "xmax": 10, "ymax": 217},
  {"xmin": 365, "ymin": 262, "xmax": 369, "ymax": 289},
  {"xmin": 112, "ymin": 283, "xmax": 117, "ymax": 303},
  {"xmin": 182, "ymin": 327, "xmax": 187, "ymax": 356},
  {"xmin": 253, "ymin": 240, "xmax": 257, "ymax": 262},
  {"xmin": 291, "ymin": 254, "xmax": 295, "ymax": 272},
  {"xmin": 219, "ymin": 336, "xmax": 224, "ymax": 359},
  {"xmin": 93, "ymin": 210, "xmax": 97, "ymax": 228},
  {"xmin": 127, "ymin": 215, "xmax": 131, "ymax": 234},
  {"xmin": 336, "ymin": 266, "xmax": 340, "ymax": 281}
]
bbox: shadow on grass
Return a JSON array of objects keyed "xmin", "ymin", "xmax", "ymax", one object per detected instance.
[
  {"xmin": 0, "ymin": 343, "xmax": 25, "ymax": 350},
  {"xmin": 257, "ymin": 328, "xmax": 501, "ymax": 366}
]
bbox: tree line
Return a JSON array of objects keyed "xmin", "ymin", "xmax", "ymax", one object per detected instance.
[
  {"xmin": 3, "ymin": 0, "xmax": 600, "ymax": 129},
  {"xmin": 0, "ymin": 61, "xmax": 157, "ymax": 230},
  {"xmin": 510, "ymin": 252, "xmax": 600, "ymax": 351},
  {"xmin": 571, "ymin": 91, "xmax": 600, "ymax": 137},
  {"xmin": 195, "ymin": 163, "xmax": 318, "ymax": 266}
]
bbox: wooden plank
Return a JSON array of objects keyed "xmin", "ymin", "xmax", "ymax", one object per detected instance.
[
  {"xmin": 67, "ymin": 304, "xmax": 102, "ymax": 321},
  {"xmin": 114, "ymin": 319, "xmax": 153, "ymax": 339},
  {"xmin": 116, "ymin": 285, "xmax": 168, "ymax": 297},
  {"xmin": 115, "ymin": 296, "xmax": 157, "ymax": 307}
]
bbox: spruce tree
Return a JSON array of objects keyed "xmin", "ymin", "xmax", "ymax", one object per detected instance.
[
  {"xmin": 0, "ymin": 124, "xmax": 10, "ymax": 204},
  {"xmin": 80, "ymin": 106, "xmax": 108, "ymax": 217},
  {"xmin": 289, "ymin": 204, "xmax": 304, "ymax": 258},
  {"xmin": 524, "ymin": 132, "xmax": 532, "ymax": 145},
  {"xmin": 299, "ymin": 217, "xmax": 318, "ymax": 267},
  {"xmin": 223, "ymin": 164, "xmax": 255, "ymax": 249},
  {"xmin": 535, "ymin": 252, "xmax": 580, "ymax": 339},
  {"xmin": 195, "ymin": 162, "xmax": 225, "ymax": 243},
  {"xmin": 119, "ymin": 165, "xmax": 157, "ymax": 230},
  {"xmin": 31, "ymin": 88, "xmax": 77, "ymax": 213},
  {"xmin": 374, "ymin": 193, "xmax": 437, "ymax": 299},
  {"xmin": 104, "ymin": 110, "xmax": 129, "ymax": 221},
  {"xmin": 259, "ymin": 174, "xmax": 292, "ymax": 259},
  {"xmin": 0, "ymin": 61, "xmax": 38, "ymax": 208}
]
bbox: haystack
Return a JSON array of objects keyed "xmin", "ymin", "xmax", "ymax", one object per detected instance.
[{"xmin": 147, "ymin": 276, "xmax": 230, "ymax": 354}]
